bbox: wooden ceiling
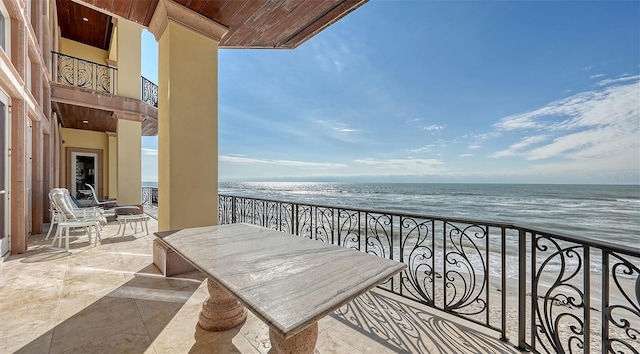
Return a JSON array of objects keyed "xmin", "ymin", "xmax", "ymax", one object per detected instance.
[
  {"xmin": 56, "ymin": 103, "xmax": 116, "ymax": 133},
  {"xmin": 55, "ymin": 103, "xmax": 158, "ymax": 136},
  {"xmin": 75, "ymin": 0, "xmax": 368, "ymax": 49},
  {"xmin": 56, "ymin": 0, "xmax": 113, "ymax": 50}
]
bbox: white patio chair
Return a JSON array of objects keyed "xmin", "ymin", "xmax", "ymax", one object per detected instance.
[
  {"xmin": 46, "ymin": 188, "xmax": 108, "ymax": 240},
  {"xmin": 85, "ymin": 183, "xmax": 117, "ymax": 208},
  {"xmin": 48, "ymin": 189, "xmax": 105, "ymax": 251}
]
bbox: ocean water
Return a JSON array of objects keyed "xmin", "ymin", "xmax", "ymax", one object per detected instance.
[{"xmin": 216, "ymin": 182, "xmax": 640, "ymax": 249}]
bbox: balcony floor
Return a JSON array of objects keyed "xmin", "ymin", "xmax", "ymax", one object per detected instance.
[{"xmin": 0, "ymin": 212, "xmax": 521, "ymax": 353}]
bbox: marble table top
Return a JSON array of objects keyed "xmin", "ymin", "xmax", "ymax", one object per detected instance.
[{"xmin": 155, "ymin": 223, "xmax": 406, "ymax": 339}]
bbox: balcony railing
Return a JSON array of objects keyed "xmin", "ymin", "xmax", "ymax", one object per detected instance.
[
  {"xmin": 141, "ymin": 188, "xmax": 639, "ymax": 352},
  {"xmin": 51, "ymin": 51, "xmax": 116, "ymax": 94},
  {"xmin": 215, "ymin": 194, "xmax": 640, "ymax": 353},
  {"xmin": 141, "ymin": 76, "xmax": 158, "ymax": 108},
  {"xmin": 141, "ymin": 187, "xmax": 158, "ymax": 206}
]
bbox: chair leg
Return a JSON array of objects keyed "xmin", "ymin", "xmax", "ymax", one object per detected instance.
[
  {"xmin": 64, "ymin": 227, "xmax": 70, "ymax": 251},
  {"xmin": 145, "ymin": 219, "xmax": 149, "ymax": 235},
  {"xmin": 45, "ymin": 219, "xmax": 56, "ymax": 240},
  {"xmin": 85, "ymin": 226, "xmax": 92, "ymax": 244},
  {"xmin": 95, "ymin": 223, "xmax": 101, "ymax": 245},
  {"xmin": 52, "ymin": 225, "xmax": 62, "ymax": 247}
]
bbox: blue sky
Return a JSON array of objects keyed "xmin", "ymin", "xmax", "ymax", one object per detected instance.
[{"xmin": 141, "ymin": 0, "xmax": 640, "ymax": 184}]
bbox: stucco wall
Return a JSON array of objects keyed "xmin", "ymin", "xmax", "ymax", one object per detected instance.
[
  {"xmin": 60, "ymin": 128, "xmax": 110, "ymax": 197},
  {"xmin": 60, "ymin": 38, "xmax": 108, "ymax": 65}
]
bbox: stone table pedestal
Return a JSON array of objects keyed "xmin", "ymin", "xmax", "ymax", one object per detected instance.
[{"xmin": 198, "ymin": 279, "xmax": 247, "ymax": 331}]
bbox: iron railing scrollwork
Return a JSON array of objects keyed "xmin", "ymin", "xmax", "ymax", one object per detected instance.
[
  {"xmin": 217, "ymin": 194, "xmax": 640, "ymax": 353},
  {"xmin": 141, "ymin": 76, "xmax": 158, "ymax": 108},
  {"xmin": 51, "ymin": 52, "xmax": 116, "ymax": 93},
  {"xmin": 141, "ymin": 187, "xmax": 158, "ymax": 206}
]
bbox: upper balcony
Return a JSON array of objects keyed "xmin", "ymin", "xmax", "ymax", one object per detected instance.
[{"xmin": 50, "ymin": 51, "xmax": 158, "ymax": 136}]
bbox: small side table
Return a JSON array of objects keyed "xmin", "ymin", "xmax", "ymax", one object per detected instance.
[{"xmin": 117, "ymin": 214, "xmax": 150, "ymax": 236}]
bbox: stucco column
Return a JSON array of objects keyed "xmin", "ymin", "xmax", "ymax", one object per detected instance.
[
  {"xmin": 115, "ymin": 19, "xmax": 142, "ymax": 206},
  {"xmin": 149, "ymin": 0, "xmax": 228, "ymax": 232},
  {"xmin": 115, "ymin": 19, "xmax": 142, "ymax": 100},
  {"xmin": 115, "ymin": 116, "xmax": 141, "ymax": 206},
  {"xmin": 106, "ymin": 132, "xmax": 117, "ymax": 200}
]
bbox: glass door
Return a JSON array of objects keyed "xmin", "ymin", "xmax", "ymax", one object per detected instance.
[
  {"xmin": 71, "ymin": 152, "xmax": 98, "ymax": 203},
  {"xmin": 0, "ymin": 95, "xmax": 8, "ymax": 259}
]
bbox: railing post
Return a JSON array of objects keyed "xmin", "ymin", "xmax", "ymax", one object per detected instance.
[
  {"xmin": 293, "ymin": 203, "xmax": 298, "ymax": 235},
  {"xmin": 501, "ymin": 227, "xmax": 507, "ymax": 342},
  {"xmin": 602, "ymin": 251, "xmax": 609, "ymax": 353},
  {"xmin": 584, "ymin": 245, "xmax": 590, "ymax": 354},
  {"xmin": 518, "ymin": 228, "xmax": 527, "ymax": 351},
  {"xmin": 231, "ymin": 196, "xmax": 237, "ymax": 224}
]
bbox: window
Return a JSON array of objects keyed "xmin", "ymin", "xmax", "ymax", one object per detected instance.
[
  {"xmin": 0, "ymin": 12, "xmax": 5, "ymax": 51},
  {"xmin": 0, "ymin": 2, "xmax": 10, "ymax": 57}
]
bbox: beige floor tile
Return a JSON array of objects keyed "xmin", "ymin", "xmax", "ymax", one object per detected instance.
[
  {"xmin": 3, "ymin": 328, "xmax": 54, "ymax": 354},
  {"xmin": 50, "ymin": 296, "xmax": 147, "ymax": 353},
  {"xmin": 54, "ymin": 325, "xmax": 152, "ymax": 354},
  {"xmin": 238, "ymin": 313, "xmax": 272, "ymax": 353},
  {"xmin": 316, "ymin": 328, "xmax": 366, "ymax": 354},
  {"xmin": 320, "ymin": 314, "xmax": 406, "ymax": 353}
]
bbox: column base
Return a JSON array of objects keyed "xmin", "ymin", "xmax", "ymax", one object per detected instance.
[
  {"xmin": 268, "ymin": 323, "xmax": 319, "ymax": 354},
  {"xmin": 198, "ymin": 278, "xmax": 247, "ymax": 331}
]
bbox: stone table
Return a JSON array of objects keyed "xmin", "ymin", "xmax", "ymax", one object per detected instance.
[{"xmin": 154, "ymin": 223, "xmax": 406, "ymax": 354}]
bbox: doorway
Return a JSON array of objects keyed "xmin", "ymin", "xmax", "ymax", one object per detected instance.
[
  {"xmin": 66, "ymin": 147, "xmax": 103, "ymax": 205},
  {"xmin": 72, "ymin": 153, "xmax": 97, "ymax": 201}
]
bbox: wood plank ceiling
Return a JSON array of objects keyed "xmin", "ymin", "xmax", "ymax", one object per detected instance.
[
  {"xmin": 76, "ymin": 0, "xmax": 368, "ymax": 49},
  {"xmin": 56, "ymin": 0, "xmax": 113, "ymax": 50},
  {"xmin": 55, "ymin": 103, "xmax": 116, "ymax": 132},
  {"xmin": 54, "ymin": 103, "xmax": 158, "ymax": 136}
]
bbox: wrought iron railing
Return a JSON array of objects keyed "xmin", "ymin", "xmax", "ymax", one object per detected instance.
[
  {"xmin": 141, "ymin": 76, "xmax": 158, "ymax": 108},
  {"xmin": 141, "ymin": 187, "xmax": 158, "ymax": 206},
  {"xmin": 218, "ymin": 194, "xmax": 640, "ymax": 353},
  {"xmin": 51, "ymin": 52, "xmax": 116, "ymax": 93}
]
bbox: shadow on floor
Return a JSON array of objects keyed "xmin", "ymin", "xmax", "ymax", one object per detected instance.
[
  {"xmin": 12, "ymin": 269, "xmax": 209, "ymax": 354},
  {"xmin": 331, "ymin": 290, "xmax": 520, "ymax": 354}
]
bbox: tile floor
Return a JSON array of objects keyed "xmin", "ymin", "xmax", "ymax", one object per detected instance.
[{"xmin": 0, "ymin": 214, "xmax": 520, "ymax": 353}]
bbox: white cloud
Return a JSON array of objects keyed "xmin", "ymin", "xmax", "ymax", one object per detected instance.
[
  {"xmin": 422, "ymin": 124, "xmax": 445, "ymax": 132},
  {"xmin": 459, "ymin": 154, "xmax": 474, "ymax": 158},
  {"xmin": 491, "ymin": 80, "xmax": 639, "ymax": 132},
  {"xmin": 409, "ymin": 145, "xmax": 435, "ymax": 153},
  {"xmin": 490, "ymin": 135, "xmax": 548, "ymax": 158},
  {"xmin": 142, "ymin": 148, "xmax": 158, "ymax": 156},
  {"xmin": 489, "ymin": 78, "xmax": 639, "ymax": 174},
  {"xmin": 595, "ymin": 74, "xmax": 640, "ymax": 87},
  {"xmin": 315, "ymin": 119, "xmax": 359, "ymax": 134},
  {"xmin": 468, "ymin": 144, "xmax": 482, "ymax": 149},
  {"xmin": 353, "ymin": 158, "xmax": 443, "ymax": 175},
  {"xmin": 219, "ymin": 155, "xmax": 347, "ymax": 169},
  {"xmin": 590, "ymin": 74, "xmax": 605, "ymax": 79}
]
